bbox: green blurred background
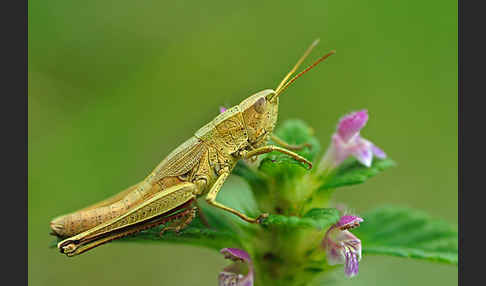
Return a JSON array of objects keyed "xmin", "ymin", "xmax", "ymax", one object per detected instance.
[{"xmin": 28, "ymin": 1, "xmax": 457, "ymax": 285}]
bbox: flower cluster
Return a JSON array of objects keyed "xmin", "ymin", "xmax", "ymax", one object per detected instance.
[
  {"xmin": 318, "ymin": 110, "xmax": 386, "ymax": 171},
  {"xmin": 219, "ymin": 248, "xmax": 254, "ymax": 286},
  {"xmin": 217, "ymin": 109, "xmax": 386, "ymax": 285},
  {"xmin": 112, "ymin": 103, "xmax": 455, "ymax": 285},
  {"xmin": 322, "ymin": 215, "xmax": 363, "ymax": 277},
  {"xmin": 219, "ymin": 215, "xmax": 364, "ymax": 285}
]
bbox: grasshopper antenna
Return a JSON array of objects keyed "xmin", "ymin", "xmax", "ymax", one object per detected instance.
[
  {"xmin": 275, "ymin": 39, "xmax": 321, "ymax": 93},
  {"xmin": 269, "ymin": 40, "xmax": 336, "ymax": 101}
]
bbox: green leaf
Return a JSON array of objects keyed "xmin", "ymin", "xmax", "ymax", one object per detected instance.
[
  {"xmin": 260, "ymin": 208, "xmax": 340, "ymax": 230},
  {"xmin": 319, "ymin": 158, "xmax": 396, "ymax": 190},
  {"xmin": 259, "ymin": 119, "xmax": 320, "ymax": 178},
  {"xmin": 353, "ymin": 206, "xmax": 458, "ymax": 264},
  {"xmin": 233, "ymin": 161, "xmax": 269, "ymax": 192},
  {"xmin": 118, "ymin": 218, "xmax": 241, "ymax": 250}
]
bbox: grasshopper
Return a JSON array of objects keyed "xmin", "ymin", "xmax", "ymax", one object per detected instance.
[{"xmin": 50, "ymin": 39, "xmax": 335, "ymax": 257}]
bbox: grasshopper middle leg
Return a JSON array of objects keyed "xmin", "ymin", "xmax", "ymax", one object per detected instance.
[{"xmin": 159, "ymin": 207, "xmax": 197, "ymax": 236}]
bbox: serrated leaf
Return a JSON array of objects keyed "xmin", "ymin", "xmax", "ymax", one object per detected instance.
[
  {"xmin": 353, "ymin": 206, "xmax": 458, "ymax": 264},
  {"xmin": 319, "ymin": 158, "xmax": 395, "ymax": 190},
  {"xmin": 260, "ymin": 208, "xmax": 340, "ymax": 230}
]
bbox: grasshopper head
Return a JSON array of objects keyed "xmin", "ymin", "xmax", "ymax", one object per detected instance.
[
  {"xmin": 239, "ymin": 89, "xmax": 279, "ymax": 148},
  {"xmin": 239, "ymin": 40, "xmax": 335, "ymax": 148}
]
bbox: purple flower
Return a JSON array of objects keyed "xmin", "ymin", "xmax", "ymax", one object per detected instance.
[
  {"xmin": 219, "ymin": 248, "xmax": 254, "ymax": 286},
  {"xmin": 220, "ymin": 106, "xmax": 227, "ymax": 113},
  {"xmin": 318, "ymin": 110, "xmax": 386, "ymax": 171},
  {"xmin": 322, "ymin": 215, "xmax": 363, "ymax": 277}
]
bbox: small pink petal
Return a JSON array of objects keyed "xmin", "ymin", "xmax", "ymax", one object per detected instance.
[
  {"xmin": 372, "ymin": 144, "xmax": 387, "ymax": 159},
  {"xmin": 324, "ymin": 242, "xmax": 345, "ymax": 265},
  {"xmin": 351, "ymin": 141, "xmax": 373, "ymax": 167},
  {"xmin": 335, "ymin": 215, "xmax": 364, "ymax": 230},
  {"xmin": 219, "ymin": 106, "xmax": 227, "ymax": 113},
  {"xmin": 343, "ymin": 240, "xmax": 361, "ymax": 277},
  {"xmin": 219, "ymin": 248, "xmax": 254, "ymax": 286},
  {"xmin": 330, "ymin": 134, "xmax": 349, "ymax": 167},
  {"xmin": 337, "ymin": 110, "xmax": 368, "ymax": 142},
  {"xmin": 220, "ymin": 248, "xmax": 251, "ymax": 263}
]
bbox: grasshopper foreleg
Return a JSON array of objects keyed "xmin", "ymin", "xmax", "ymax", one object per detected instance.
[
  {"xmin": 205, "ymin": 168, "xmax": 268, "ymax": 224},
  {"xmin": 241, "ymin": 145, "xmax": 312, "ymax": 169},
  {"xmin": 270, "ymin": 134, "xmax": 312, "ymax": 151}
]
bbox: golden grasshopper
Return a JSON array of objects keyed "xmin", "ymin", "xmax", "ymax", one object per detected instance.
[{"xmin": 50, "ymin": 39, "xmax": 335, "ymax": 257}]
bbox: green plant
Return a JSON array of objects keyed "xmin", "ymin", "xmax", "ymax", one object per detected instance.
[{"xmin": 79, "ymin": 112, "xmax": 458, "ymax": 285}]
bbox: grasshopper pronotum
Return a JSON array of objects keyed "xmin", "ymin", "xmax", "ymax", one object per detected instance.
[{"xmin": 50, "ymin": 40, "xmax": 335, "ymax": 257}]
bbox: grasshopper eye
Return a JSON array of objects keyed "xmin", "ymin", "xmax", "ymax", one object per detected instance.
[{"xmin": 254, "ymin": 97, "xmax": 266, "ymax": 114}]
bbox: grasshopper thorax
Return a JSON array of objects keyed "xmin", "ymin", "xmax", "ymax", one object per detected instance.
[{"xmin": 239, "ymin": 89, "xmax": 279, "ymax": 148}]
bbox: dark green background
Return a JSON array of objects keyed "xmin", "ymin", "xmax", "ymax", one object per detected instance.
[{"xmin": 29, "ymin": 1, "xmax": 457, "ymax": 285}]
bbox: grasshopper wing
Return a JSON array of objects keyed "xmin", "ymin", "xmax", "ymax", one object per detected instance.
[
  {"xmin": 77, "ymin": 182, "xmax": 141, "ymax": 212},
  {"xmin": 151, "ymin": 136, "xmax": 208, "ymax": 181},
  {"xmin": 50, "ymin": 137, "xmax": 207, "ymax": 238}
]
